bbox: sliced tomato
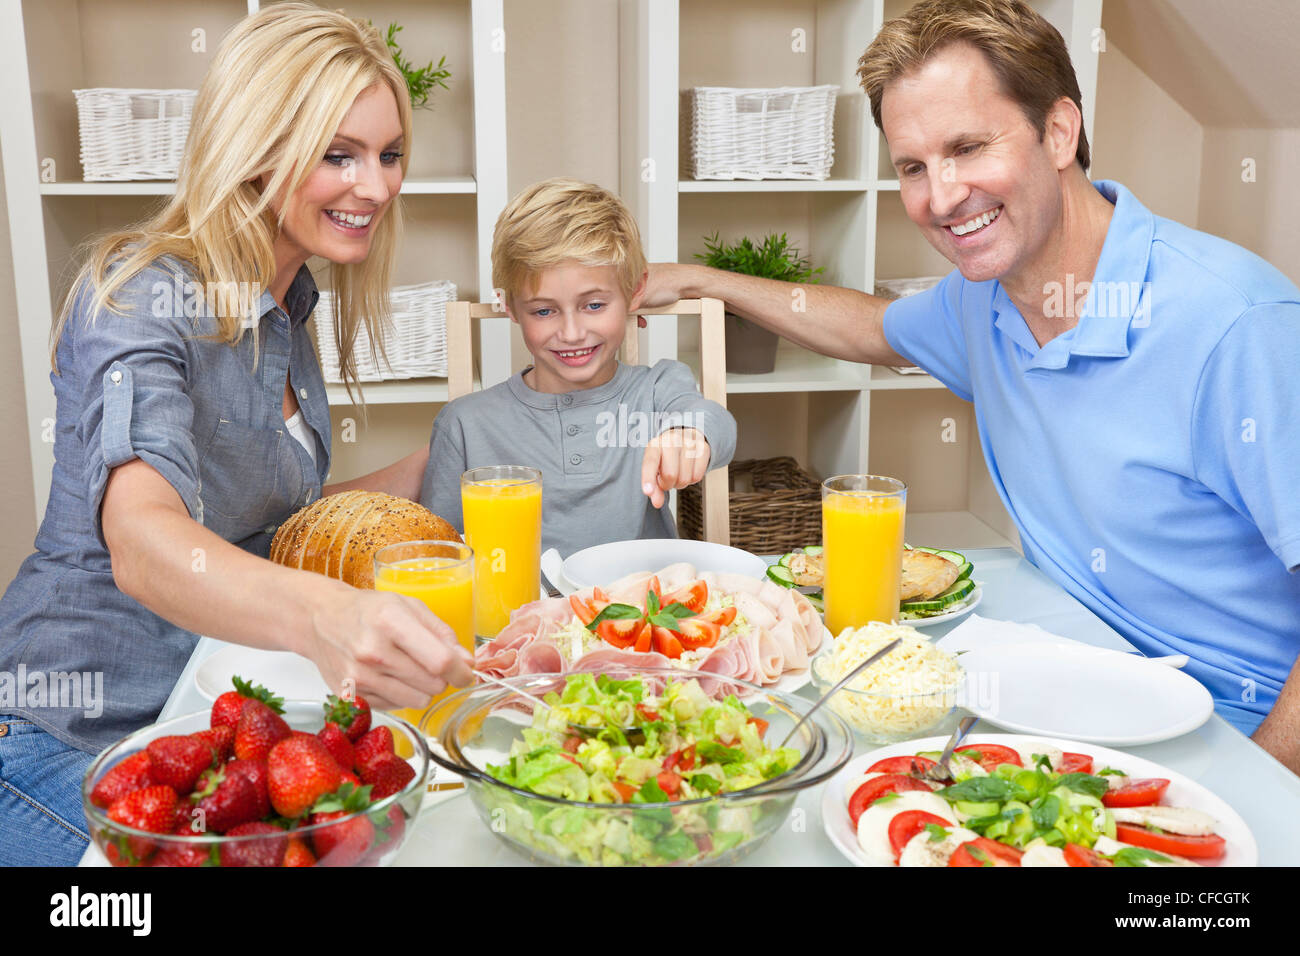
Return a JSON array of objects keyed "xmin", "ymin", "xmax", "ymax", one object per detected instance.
[
  {"xmin": 673, "ymin": 618, "xmax": 721, "ymax": 650},
  {"xmin": 651, "ymin": 626, "xmax": 684, "ymax": 659},
  {"xmin": 612, "ymin": 781, "xmax": 636, "ymax": 803},
  {"xmin": 867, "ymin": 755, "xmax": 939, "ymax": 776},
  {"xmin": 562, "ymin": 735, "xmax": 582, "ymax": 754},
  {"xmin": 568, "ymin": 592, "xmax": 612, "ymax": 626},
  {"xmin": 662, "ymin": 580, "xmax": 708, "ymax": 615},
  {"xmin": 748, "ymin": 717, "xmax": 769, "ymax": 739},
  {"xmin": 1064, "ymin": 843, "xmax": 1113, "ymax": 867},
  {"xmin": 596, "ymin": 617, "xmax": 648, "ymax": 650},
  {"xmin": 560, "ymin": 753, "xmax": 580, "ymax": 767},
  {"xmin": 644, "ymin": 576, "xmax": 663, "ymax": 612},
  {"xmin": 848, "ymin": 775, "xmax": 934, "ymax": 828},
  {"xmin": 697, "ymin": 606, "xmax": 737, "ymax": 628},
  {"xmin": 888, "ymin": 811, "xmax": 951, "ymax": 863},
  {"xmin": 675, "ymin": 744, "xmax": 697, "ymax": 771},
  {"xmin": 1114, "ymin": 824, "xmax": 1226, "ymax": 860},
  {"xmin": 656, "ymin": 771, "xmax": 682, "ymax": 798},
  {"xmin": 1102, "ymin": 778, "xmax": 1170, "ymax": 808},
  {"xmin": 1058, "ymin": 752, "xmax": 1094, "ymax": 775},
  {"xmin": 955, "ymin": 744, "xmax": 1023, "ymax": 773},
  {"xmin": 948, "ymin": 837, "xmax": 1023, "ymax": 867},
  {"xmin": 633, "ymin": 623, "xmax": 653, "ymax": 654},
  {"xmin": 635, "ymin": 704, "xmax": 661, "ymax": 722}
]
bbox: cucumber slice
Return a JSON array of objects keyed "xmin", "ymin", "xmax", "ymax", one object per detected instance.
[
  {"xmin": 766, "ymin": 564, "xmax": 796, "ymax": 588},
  {"xmin": 802, "ymin": 545, "xmax": 824, "ymax": 557},
  {"xmin": 900, "ymin": 576, "xmax": 976, "ymax": 613},
  {"xmin": 954, "ymin": 561, "xmax": 973, "ymax": 583},
  {"xmin": 777, "ymin": 552, "xmax": 794, "ymax": 568}
]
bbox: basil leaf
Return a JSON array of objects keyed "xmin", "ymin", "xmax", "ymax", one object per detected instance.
[
  {"xmin": 648, "ymin": 612, "xmax": 682, "ymax": 629},
  {"xmin": 1034, "ymin": 754, "xmax": 1053, "ymax": 773},
  {"xmin": 646, "ymin": 590, "xmax": 660, "ymax": 616},
  {"xmin": 1112, "ymin": 846, "xmax": 1171, "ymax": 867},
  {"xmin": 662, "ymin": 602, "xmax": 696, "ymax": 619},
  {"xmin": 937, "ymin": 776, "xmax": 1020, "ymax": 803},
  {"xmin": 585, "ymin": 603, "xmax": 644, "ymax": 631},
  {"xmin": 925, "ymin": 823, "xmax": 949, "ymax": 842},
  {"xmin": 1097, "ymin": 767, "xmax": 1127, "ymax": 777},
  {"xmin": 966, "ymin": 844, "xmax": 993, "ymax": 866},
  {"xmin": 872, "ymin": 791, "xmax": 902, "ymax": 805},
  {"xmin": 1058, "ymin": 773, "xmax": 1110, "ymax": 800},
  {"xmin": 1032, "ymin": 794, "xmax": 1062, "ymax": 830}
]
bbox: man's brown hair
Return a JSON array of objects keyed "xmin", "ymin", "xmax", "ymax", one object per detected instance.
[{"xmin": 858, "ymin": 0, "xmax": 1089, "ymax": 170}]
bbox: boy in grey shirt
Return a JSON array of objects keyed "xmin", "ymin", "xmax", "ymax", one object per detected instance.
[{"xmin": 420, "ymin": 179, "xmax": 735, "ymax": 557}]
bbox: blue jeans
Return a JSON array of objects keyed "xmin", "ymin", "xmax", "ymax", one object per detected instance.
[{"xmin": 0, "ymin": 716, "xmax": 93, "ymax": 866}]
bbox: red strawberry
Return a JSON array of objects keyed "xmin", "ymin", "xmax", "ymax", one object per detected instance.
[
  {"xmin": 218, "ymin": 822, "xmax": 288, "ymax": 867},
  {"xmin": 340, "ymin": 770, "xmax": 361, "ymax": 787},
  {"xmin": 281, "ymin": 836, "xmax": 316, "ymax": 867},
  {"xmin": 90, "ymin": 751, "xmax": 154, "ymax": 809},
  {"xmin": 323, "ymin": 693, "xmax": 371, "ymax": 743},
  {"xmin": 360, "ymin": 804, "xmax": 407, "ymax": 866},
  {"xmin": 107, "ymin": 785, "xmax": 178, "ymax": 862},
  {"xmin": 234, "ymin": 699, "xmax": 292, "ymax": 762},
  {"xmin": 173, "ymin": 800, "xmax": 198, "ymax": 833},
  {"xmin": 192, "ymin": 765, "xmax": 262, "ymax": 834},
  {"xmin": 144, "ymin": 736, "xmax": 215, "ymax": 796},
  {"xmin": 191, "ymin": 725, "xmax": 235, "ymax": 763},
  {"xmin": 224, "ymin": 759, "xmax": 271, "ymax": 819},
  {"xmin": 268, "ymin": 736, "xmax": 344, "ymax": 818},
  {"xmin": 150, "ymin": 824, "xmax": 212, "ymax": 867},
  {"xmin": 211, "ymin": 675, "xmax": 284, "ymax": 730},
  {"xmin": 360, "ymin": 752, "xmax": 416, "ymax": 799},
  {"xmin": 317, "ymin": 722, "xmax": 355, "ymax": 772},
  {"xmin": 309, "ymin": 784, "xmax": 374, "ymax": 866},
  {"xmin": 353, "ymin": 725, "xmax": 395, "ymax": 773}
]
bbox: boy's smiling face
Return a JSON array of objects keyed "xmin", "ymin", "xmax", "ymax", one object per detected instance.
[{"xmin": 509, "ymin": 261, "xmax": 644, "ymax": 394}]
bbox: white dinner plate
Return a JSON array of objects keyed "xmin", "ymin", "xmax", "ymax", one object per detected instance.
[
  {"xmin": 195, "ymin": 644, "xmax": 331, "ymax": 702},
  {"xmin": 561, "ymin": 538, "xmax": 768, "ymax": 590},
  {"xmin": 901, "ymin": 583, "xmax": 982, "ymax": 627},
  {"xmin": 821, "ymin": 733, "xmax": 1258, "ymax": 867},
  {"xmin": 955, "ymin": 641, "xmax": 1214, "ymax": 745}
]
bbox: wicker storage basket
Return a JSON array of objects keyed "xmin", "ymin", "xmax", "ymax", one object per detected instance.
[
  {"xmin": 74, "ymin": 88, "xmax": 197, "ymax": 181},
  {"xmin": 314, "ymin": 280, "xmax": 455, "ymax": 382},
  {"xmin": 689, "ymin": 85, "xmax": 838, "ymax": 180},
  {"xmin": 677, "ymin": 457, "xmax": 823, "ymax": 554}
]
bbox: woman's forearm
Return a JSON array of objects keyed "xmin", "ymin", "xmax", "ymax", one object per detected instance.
[{"xmin": 323, "ymin": 446, "xmax": 429, "ymax": 501}]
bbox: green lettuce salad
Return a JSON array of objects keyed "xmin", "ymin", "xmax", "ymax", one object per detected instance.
[{"xmin": 483, "ymin": 673, "xmax": 801, "ymax": 865}]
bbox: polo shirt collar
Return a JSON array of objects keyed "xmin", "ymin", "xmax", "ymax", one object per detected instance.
[
  {"xmin": 507, "ymin": 361, "xmax": 632, "ymax": 410},
  {"xmin": 991, "ymin": 179, "xmax": 1154, "ymax": 369}
]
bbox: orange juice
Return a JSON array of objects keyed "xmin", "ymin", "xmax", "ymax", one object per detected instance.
[
  {"xmin": 373, "ymin": 545, "xmax": 474, "ymax": 730},
  {"xmin": 822, "ymin": 477, "xmax": 906, "ymax": 636},
  {"xmin": 461, "ymin": 468, "xmax": 543, "ymax": 641}
]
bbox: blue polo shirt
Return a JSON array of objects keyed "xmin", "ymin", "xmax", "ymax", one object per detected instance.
[{"xmin": 883, "ymin": 180, "xmax": 1300, "ymax": 736}]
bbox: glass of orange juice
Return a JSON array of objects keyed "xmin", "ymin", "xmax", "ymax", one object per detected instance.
[
  {"xmin": 822, "ymin": 475, "xmax": 907, "ymax": 637},
  {"xmin": 460, "ymin": 465, "xmax": 542, "ymax": 645},
  {"xmin": 373, "ymin": 540, "xmax": 474, "ymax": 730}
]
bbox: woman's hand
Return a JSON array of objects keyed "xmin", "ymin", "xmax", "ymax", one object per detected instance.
[
  {"xmin": 306, "ymin": 587, "xmax": 475, "ymax": 712},
  {"xmin": 640, "ymin": 427, "xmax": 712, "ymax": 509}
]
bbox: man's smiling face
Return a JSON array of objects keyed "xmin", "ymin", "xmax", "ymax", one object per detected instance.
[{"xmin": 884, "ymin": 42, "xmax": 1066, "ymax": 285}]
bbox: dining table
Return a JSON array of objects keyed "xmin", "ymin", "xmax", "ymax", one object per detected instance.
[{"xmin": 81, "ymin": 547, "xmax": 1300, "ymax": 866}]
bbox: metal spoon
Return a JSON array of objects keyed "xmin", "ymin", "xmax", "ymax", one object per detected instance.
[
  {"xmin": 918, "ymin": 714, "xmax": 979, "ymax": 783},
  {"xmin": 473, "ymin": 669, "xmax": 646, "ymax": 745},
  {"xmin": 776, "ymin": 637, "xmax": 903, "ymax": 748}
]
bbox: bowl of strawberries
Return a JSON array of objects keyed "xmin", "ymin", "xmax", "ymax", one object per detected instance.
[{"xmin": 81, "ymin": 677, "xmax": 428, "ymax": 867}]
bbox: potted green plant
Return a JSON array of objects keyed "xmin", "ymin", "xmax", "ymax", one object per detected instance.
[
  {"xmin": 695, "ymin": 232, "xmax": 823, "ymax": 373},
  {"xmin": 383, "ymin": 22, "xmax": 451, "ymax": 108}
]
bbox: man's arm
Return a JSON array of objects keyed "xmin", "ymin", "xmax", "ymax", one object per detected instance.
[
  {"xmin": 1252, "ymin": 654, "xmax": 1300, "ymax": 775},
  {"xmin": 638, "ymin": 262, "xmax": 909, "ymax": 367}
]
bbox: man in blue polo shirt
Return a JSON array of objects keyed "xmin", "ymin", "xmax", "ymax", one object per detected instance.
[{"xmin": 642, "ymin": 0, "xmax": 1300, "ymax": 773}]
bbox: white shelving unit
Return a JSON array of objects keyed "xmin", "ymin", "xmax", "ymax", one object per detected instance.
[
  {"xmin": 619, "ymin": 0, "xmax": 1102, "ymax": 551},
  {"xmin": 1, "ymin": 0, "xmax": 509, "ymax": 522}
]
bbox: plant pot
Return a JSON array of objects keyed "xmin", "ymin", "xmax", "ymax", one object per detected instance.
[{"xmin": 724, "ymin": 312, "xmax": 780, "ymax": 374}]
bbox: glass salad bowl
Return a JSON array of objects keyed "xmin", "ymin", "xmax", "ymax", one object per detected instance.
[
  {"xmin": 420, "ymin": 666, "xmax": 854, "ymax": 866},
  {"xmin": 82, "ymin": 701, "xmax": 428, "ymax": 867}
]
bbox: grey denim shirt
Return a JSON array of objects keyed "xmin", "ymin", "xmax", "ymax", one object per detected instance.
[{"xmin": 0, "ymin": 256, "xmax": 328, "ymax": 753}]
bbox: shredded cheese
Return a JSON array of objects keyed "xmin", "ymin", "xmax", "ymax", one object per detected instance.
[{"xmin": 819, "ymin": 622, "xmax": 963, "ymax": 738}]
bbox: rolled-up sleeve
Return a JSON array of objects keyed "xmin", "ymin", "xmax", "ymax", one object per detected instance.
[
  {"xmin": 649, "ymin": 359, "xmax": 737, "ymax": 470},
  {"xmin": 71, "ymin": 263, "xmax": 203, "ymax": 542}
]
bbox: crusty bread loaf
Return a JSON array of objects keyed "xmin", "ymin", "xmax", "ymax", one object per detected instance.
[{"xmin": 269, "ymin": 490, "xmax": 461, "ymax": 589}]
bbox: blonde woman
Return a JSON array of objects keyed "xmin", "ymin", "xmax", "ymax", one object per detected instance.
[{"xmin": 0, "ymin": 3, "xmax": 471, "ymax": 865}]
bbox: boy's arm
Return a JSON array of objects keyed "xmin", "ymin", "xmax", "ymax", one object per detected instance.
[
  {"xmin": 650, "ymin": 359, "xmax": 737, "ymax": 469},
  {"xmin": 419, "ymin": 409, "xmax": 469, "ymax": 533}
]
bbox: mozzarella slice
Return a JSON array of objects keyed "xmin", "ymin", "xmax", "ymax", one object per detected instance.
[
  {"xmin": 898, "ymin": 825, "xmax": 981, "ymax": 867},
  {"xmin": 1021, "ymin": 844, "xmax": 1069, "ymax": 867},
  {"xmin": 1093, "ymin": 835, "xmax": 1200, "ymax": 867},
  {"xmin": 855, "ymin": 791, "xmax": 958, "ymax": 866},
  {"xmin": 1013, "ymin": 742, "xmax": 1064, "ymax": 772},
  {"xmin": 844, "ymin": 771, "xmax": 883, "ymax": 803},
  {"xmin": 1111, "ymin": 805, "xmax": 1218, "ymax": 836}
]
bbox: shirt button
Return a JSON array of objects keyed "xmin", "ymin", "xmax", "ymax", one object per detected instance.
[
  {"xmin": 110, "ymin": 370, "xmax": 122, "ymax": 385},
  {"xmin": 299, "ymin": 388, "xmax": 308, "ymax": 400},
  {"xmin": 569, "ymin": 454, "xmax": 582, "ymax": 466},
  {"xmin": 0, "ymin": 724, "xmax": 8, "ymax": 737},
  {"xmin": 567, "ymin": 425, "xmax": 579, "ymax": 436},
  {"xmin": 561, "ymin": 395, "xmax": 573, "ymax": 406}
]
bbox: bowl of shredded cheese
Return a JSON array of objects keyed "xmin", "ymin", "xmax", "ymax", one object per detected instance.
[{"xmin": 809, "ymin": 622, "xmax": 964, "ymax": 743}]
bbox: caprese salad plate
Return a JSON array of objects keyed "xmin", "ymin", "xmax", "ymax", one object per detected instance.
[{"xmin": 821, "ymin": 733, "xmax": 1257, "ymax": 867}]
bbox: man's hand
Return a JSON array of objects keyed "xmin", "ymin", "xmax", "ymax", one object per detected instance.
[
  {"xmin": 630, "ymin": 263, "xmax": 692, "ymax": 328},
  {"xmin": 641, "ymin": 427, "xmax": 711, "ymax": 508}
]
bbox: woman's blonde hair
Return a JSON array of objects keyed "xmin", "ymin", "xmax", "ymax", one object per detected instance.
[
  {"xmin": 52, "ymin": 2, "xmax": 412, "ymax": 397},
  {"xmin": 492, "ymin": 178, "xmax": 647, "ymax": 303},
  {"xmin": 858, "ymin": 0, "xmax": 1090, "ymax": 170}
]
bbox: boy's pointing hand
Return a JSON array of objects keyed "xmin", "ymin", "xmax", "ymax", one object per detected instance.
[{"xmin": 641, "ymin": 427, "xmax": 711, "ymax": 508}]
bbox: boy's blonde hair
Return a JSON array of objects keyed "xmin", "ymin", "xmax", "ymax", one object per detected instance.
[
  {"xmin": 53, "ymin": 2, "xmax": 412, "ymax": 398},
  {"xmin": 492, "ymin": 179, "xmax": 647, "ymax": 302}
]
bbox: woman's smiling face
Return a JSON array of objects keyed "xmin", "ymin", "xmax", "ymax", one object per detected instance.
[{"xmin": 267, "ymin": 82, "xmax": 405, "ymax": 268}]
